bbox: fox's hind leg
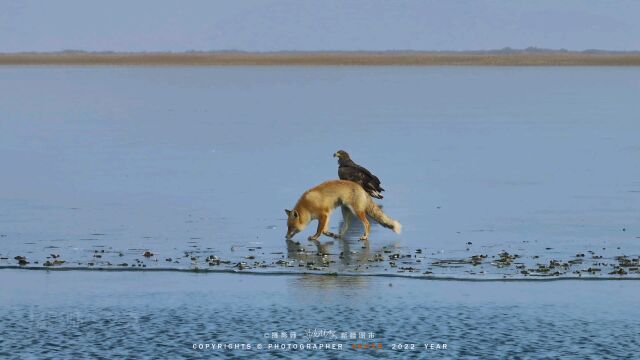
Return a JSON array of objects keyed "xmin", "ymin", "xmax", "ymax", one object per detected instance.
[
  {"xmin": 339, "ymin": 206, "xmax": 352, "ymax": 237},
  {"xmin": 356, "ymin": 211, "xmax": 370, "ymax": 241}
]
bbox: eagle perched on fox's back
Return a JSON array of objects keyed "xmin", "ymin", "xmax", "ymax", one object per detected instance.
[{"xmin": 333, "ymin": 150, "xmax": 385, "ymax": 199}]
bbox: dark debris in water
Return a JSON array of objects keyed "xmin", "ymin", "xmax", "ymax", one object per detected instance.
[{"xmin": 3, "ymin": 241, "xmax": 640, "ymax": 279}]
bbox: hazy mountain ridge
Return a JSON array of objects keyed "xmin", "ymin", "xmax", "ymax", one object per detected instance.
[{"xmin": 3, "ymin": 47, "xmax": 640, "ymax": 55}]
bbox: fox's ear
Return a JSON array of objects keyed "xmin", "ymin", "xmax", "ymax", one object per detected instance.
[
  {"xmin": 292, "ymin": 210, "xmax": 299, "ymax": 218},
  {"xmin": 285, "ymin": 209, "xmax": 291, "ymax": 216}
]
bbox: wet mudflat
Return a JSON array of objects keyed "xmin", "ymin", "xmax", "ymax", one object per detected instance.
[{"xmin": 1, "ymin": 235, "xmax": 639, "ymax": 280}]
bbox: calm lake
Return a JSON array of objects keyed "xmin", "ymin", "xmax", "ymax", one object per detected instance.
[{"xmin": 1, "ymin": 66, "xmax": 639, "ymax": 358}]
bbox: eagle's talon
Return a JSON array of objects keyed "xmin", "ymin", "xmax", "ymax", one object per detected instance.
[
  {"xmin": 308, "ymin": 236, "xmax": 319, "ymax": 241},
  {"xmin": 359, "ymin": 236, "xmax": 368, "ymax": 241}
]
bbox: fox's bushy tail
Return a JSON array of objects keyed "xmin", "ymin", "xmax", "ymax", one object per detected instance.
[{"xmin": 366, "ymin": 202, "xmax": 402, "ymax": 234}]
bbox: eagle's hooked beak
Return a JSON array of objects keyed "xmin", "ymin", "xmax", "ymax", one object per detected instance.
[{"xmin": 333, "ymin": 152, "xmax": 338, "ymax": 158}]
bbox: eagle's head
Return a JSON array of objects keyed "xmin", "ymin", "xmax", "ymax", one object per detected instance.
[
  {"xmin": 285, "ymin": 209, "xmax": 304, "ymax": 239},
  {"xmin": 333, "ymin": 150, "xmax": 350, "ymax": 160}
]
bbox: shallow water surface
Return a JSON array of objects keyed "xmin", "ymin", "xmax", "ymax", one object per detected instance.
[
  {"xmin": 1, "ymin": 270, "xmax": 639, "ymax": 359},
  {"xmin": 1, "ymin": 66, "xmax": 639, "ymax": 278}
]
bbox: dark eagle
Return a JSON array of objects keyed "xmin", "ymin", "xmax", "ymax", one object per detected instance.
[{"xmin": 333, "ymin": 150, "xmax": 385, "ymax": 199}]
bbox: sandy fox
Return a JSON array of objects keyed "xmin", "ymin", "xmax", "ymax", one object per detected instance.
[{"xmin": 285, "ymin": 180, "xmax": 402, "ymax": 241}]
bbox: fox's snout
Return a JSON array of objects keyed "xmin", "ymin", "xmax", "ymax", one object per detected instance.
[{"xmin": 286, "ymin": 228, "xmax": 299, "ymax": 240}]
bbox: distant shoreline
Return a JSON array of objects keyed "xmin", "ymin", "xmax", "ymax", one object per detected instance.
[{"xmin": 2, "ymin": 51, "xmax": 640, "ymax": 66}]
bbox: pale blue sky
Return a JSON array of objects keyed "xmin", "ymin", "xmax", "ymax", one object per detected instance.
[{"xmin": 1, "ymin": 0, "xmax": 639, "ymax": 52}]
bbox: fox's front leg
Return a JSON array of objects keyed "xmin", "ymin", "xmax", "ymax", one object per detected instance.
[
  {"xmin": 321, "ymin": 211, "xmax": 339, "ymax": 238},
  {"xmin": 308, "ymin": 214, "xmax": 329, "ymax": 241},
  {"xmin": 323, "ymin": 230, "xmax": 339, "ymax": 239}
]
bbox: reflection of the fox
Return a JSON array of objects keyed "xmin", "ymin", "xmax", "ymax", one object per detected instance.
[
  {"xmin": 291, "ymin": 274, "xmax": 369, "ymax": 290},
  {"xmin": 286, "ymin": 209, "xmax": 387, "ymax": 270}
]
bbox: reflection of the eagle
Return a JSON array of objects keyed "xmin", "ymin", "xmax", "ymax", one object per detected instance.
[{"xmin": 285, "ymin": 211, "xmax": 388, "ymax": 271}]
